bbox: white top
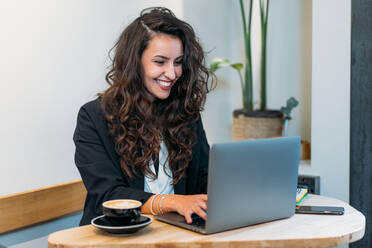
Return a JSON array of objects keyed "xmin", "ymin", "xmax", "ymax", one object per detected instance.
[{"xmin": 144, "ymin": 141, "xmax": 174, "ymax": 195}]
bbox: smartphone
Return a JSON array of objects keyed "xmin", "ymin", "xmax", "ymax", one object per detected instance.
[{"xmin": 295, "ymin": 205, "xmax": 344, "ymax": 215}]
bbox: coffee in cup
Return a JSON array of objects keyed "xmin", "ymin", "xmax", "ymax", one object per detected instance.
[{"xmin": 102, "ymin": 199, "xmax": 142, "ymax": 224}]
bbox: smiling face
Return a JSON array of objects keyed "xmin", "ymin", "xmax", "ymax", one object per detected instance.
[{"xmin": 141, "ymin": 34, "xmax": 183, "ymax": 100}]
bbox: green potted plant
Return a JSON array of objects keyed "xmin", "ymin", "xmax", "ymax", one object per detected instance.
[{"xmin": 210, "ymin": 0, "xmax": 298, "ymax": 140}]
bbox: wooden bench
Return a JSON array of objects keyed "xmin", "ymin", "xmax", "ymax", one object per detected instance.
[{"xmin": 0, "ymin": 180, "xmax": 86, "ymax": 234}]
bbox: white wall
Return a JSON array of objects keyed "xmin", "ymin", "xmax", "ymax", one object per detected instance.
[
  {"xmin": 183, "ymin": 0, "xmax": 233, "ymax": 144},
  {"xmin": 266, "ymin": 0, "xmax": 312, "ymax": 141},
  {"xmin": 300, "ymin": 0, "xmax": 351, "ymax": 205},
  {"xmin": 0, "ymin": 0, "xmax": 184, "ymax": 196}
]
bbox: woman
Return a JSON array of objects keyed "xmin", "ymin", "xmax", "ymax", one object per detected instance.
[{"xmin": 73, "ymin": 7, "xmax": 213, "ymax": 226}]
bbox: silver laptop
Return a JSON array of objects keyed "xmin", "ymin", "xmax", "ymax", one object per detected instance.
[{"xmin": 155, "ymin": 136, "xmax": 300, "ymax": 234}]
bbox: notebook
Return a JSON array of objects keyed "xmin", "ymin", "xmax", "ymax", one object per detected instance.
[
  {"xmin": 155, "ymin": 136, "xmax": 301, "ymax": 234},
  {"xmin": 296, "ymin": 187, "xmax": 308, "ymax": 205}
]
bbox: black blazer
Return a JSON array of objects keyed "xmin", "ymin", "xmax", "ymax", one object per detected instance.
[{"xmin": 73, "ymin": 99, "xmax": 210, "ymax": 225}]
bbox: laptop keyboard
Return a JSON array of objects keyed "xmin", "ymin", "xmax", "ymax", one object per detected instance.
[{"xmin": 191, "ymin": 214, "xmax": 205, "ymax": 228}]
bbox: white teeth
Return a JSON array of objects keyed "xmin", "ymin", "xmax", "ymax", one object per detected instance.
[{"xmin": 156, "ymin": 80, "xmax": 171, "ymax": 87}]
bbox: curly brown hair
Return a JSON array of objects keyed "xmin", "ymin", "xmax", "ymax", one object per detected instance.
[{"xmin": 99, "ymin": 7, "xmax": 213, "ymax": 185}]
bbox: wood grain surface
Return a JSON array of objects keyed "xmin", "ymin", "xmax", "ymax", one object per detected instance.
[
  {"xmin": 0, "ymin": 180, "xmax": 86, "ymax": 233},
  {"xmin": 48, "ymin": 194, "xmax": 365, "ymax": 248}
]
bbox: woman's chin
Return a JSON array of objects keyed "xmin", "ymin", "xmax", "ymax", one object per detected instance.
[
  {"xmin": 154, "ymin": 92, "xmax": 171, "ymax": 100},
  {"xmin": 151, "ymin": 87, "xmax": 172, "ymax": 100}
]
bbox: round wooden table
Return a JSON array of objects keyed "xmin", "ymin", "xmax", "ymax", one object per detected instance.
[{"xmin": 48, "ymin": 194, "xmax": 365, "ymax": 248}]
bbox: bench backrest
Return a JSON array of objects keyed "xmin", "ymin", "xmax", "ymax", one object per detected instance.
[{"xmin": 0, "ymin": 180, "xmax": 86, "ymax": 234}]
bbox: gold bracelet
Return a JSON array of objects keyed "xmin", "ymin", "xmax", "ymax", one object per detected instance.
[
  {"xmin": 157, "ymin": 194, "xmax": 162, "ymax": 215},
  {"xmin": 159, "ymin": 195, "xmax": 166, "ymax": 215},
  {"xmin": 150, "ymin": 194, "xmax": 159, "ymax": 215}
]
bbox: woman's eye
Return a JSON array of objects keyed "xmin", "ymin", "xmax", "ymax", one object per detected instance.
[
  {"xmin": 175, "ymin": 60, "xmax": 183, "ymax": 66},
  {"xmin": 154, "ymin": 60, "xmax": 164, "ymax": 65}
]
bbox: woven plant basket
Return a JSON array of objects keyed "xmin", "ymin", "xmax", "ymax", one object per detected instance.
[{"xmin": 232, "ymin": 109, "xmax": 284, "ymax": 141}]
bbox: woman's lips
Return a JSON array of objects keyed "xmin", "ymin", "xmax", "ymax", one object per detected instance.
[{"xmin": 155, "ymin": 79, "xmax": 173, "ymax": 90}]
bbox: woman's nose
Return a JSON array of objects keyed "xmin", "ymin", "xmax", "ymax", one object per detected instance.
[{"xmin": 164, "ymin": 64, "xmax": 176, "ymax": 80}]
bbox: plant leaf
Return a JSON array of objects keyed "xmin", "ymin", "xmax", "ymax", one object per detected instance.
[
  {"xmin": 210, "ymin": 58, "xmax": 243, "ymax": 73},
  {"xmin": 231, "ymin": 63, "xmax": 244, "ymax": 70}
]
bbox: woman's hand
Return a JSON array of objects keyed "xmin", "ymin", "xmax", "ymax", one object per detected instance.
[
  {"xmin": 164, "ymin": 194, "xmax": 208, "ymax": 224},
  {"xmin": 142, "ymin": 194, "xmax": 208, "ymax": 224}
]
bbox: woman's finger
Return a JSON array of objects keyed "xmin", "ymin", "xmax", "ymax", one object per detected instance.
[
  {"xmin": 194, "ymin": 207, "xmax": 207, "ymax": 221},
  {"xmin": 184, "ymin": 211, "xmax": 193, "ymax": 224},
  {"xmin": 199, "ymin": 200, "xmax": 207, "ymax": 211}
]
